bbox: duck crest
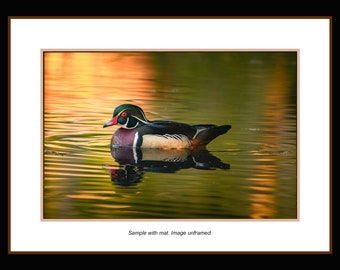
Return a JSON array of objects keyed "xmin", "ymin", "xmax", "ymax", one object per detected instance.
[
  {"xmin": 103, "ymin": 103, "xmax": 149, "ymax": 129},
  {"xmin": 114, "ymin": 104, "xmax": 149, "ymax": 123}
]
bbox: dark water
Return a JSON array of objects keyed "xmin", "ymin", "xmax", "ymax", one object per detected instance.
[{"xmin": 43, "ymin": 51, "xmax": 297, "ymax": 219}]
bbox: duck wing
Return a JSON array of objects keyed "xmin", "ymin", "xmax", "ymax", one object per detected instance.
[
  {"xmin": 191, "ymin": 124, "xmax": 232, "ymax": 146},
  {"xmin": 142, "ymin": 121, "xmax": 197, "ymax": 138}
]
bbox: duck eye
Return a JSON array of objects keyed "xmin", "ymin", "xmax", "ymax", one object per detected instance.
[{"xmin": 121, "ymin": 112, "xmax": 127, "ymax": 117}]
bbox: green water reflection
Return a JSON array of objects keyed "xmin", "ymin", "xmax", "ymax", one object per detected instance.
[{"xmin": 43, "ymin": 51, "xmax": 297, "ymax": 219}]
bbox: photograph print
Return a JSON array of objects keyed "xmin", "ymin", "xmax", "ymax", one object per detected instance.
[{"xmin": 43, "ymin": 51, "xmax": 297, "ymax": 220}]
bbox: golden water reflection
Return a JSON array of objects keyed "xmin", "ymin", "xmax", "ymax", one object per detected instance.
[{"xmin": 248, "ymin": 53, "xmax": 297, "ymax": 219}]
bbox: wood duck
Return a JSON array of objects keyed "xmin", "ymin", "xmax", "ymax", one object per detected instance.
[{"xmin": 103, "ymin": 104, "xmax": 231, "ymax": 149}]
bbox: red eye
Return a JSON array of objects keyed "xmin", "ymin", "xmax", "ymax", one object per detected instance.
[{"xmin": 121, "ymin": 112, "xmax": 127, "ymax": 117}]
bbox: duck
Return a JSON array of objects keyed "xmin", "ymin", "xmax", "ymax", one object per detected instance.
[{"xmin": 103, "ymin": 104, "xmax": 231, "ymax": 149}]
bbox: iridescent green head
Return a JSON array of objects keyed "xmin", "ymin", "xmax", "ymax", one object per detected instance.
[{"xmin": 103, "ymin": 104, "xmax": 150, "ymax": 129}]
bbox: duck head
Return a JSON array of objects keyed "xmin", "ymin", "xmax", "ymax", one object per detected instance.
[{"xmin": 103, "ymin": 104, "xmax": 150, "ymax": 129}]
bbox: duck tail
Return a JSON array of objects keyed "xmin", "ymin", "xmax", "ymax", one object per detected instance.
[{"xmin": 192, "ymin": 125, "xmax": 231, "ymax": 146}]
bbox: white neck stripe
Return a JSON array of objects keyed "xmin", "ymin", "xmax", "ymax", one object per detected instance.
[{"xmin": 133, "ymin": 131, "xmax": 139, "ymax": 148}]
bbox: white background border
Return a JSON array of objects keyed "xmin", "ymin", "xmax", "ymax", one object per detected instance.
[{"xmin": 10, "ymin": 18, "xmax": 331, "ymax": 252}]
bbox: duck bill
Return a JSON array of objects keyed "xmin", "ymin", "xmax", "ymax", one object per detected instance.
[{"xmin": 103, "ymin": 116, "xmax": 118, "ymax": 128}]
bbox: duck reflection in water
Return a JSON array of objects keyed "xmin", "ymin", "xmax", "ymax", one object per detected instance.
[{"xmin": 105, "ymin": 147, "xmax": 230, "ymax": 186}]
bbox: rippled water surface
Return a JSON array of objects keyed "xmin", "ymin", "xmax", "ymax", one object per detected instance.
[{"xmin": 43, "ymin": 51, "xmax": 297, "ymax": 219}]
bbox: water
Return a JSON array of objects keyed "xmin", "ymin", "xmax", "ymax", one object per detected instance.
[{"xmin": 43, "ymin": 51, "xmax": 297, "ymax": 219}]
